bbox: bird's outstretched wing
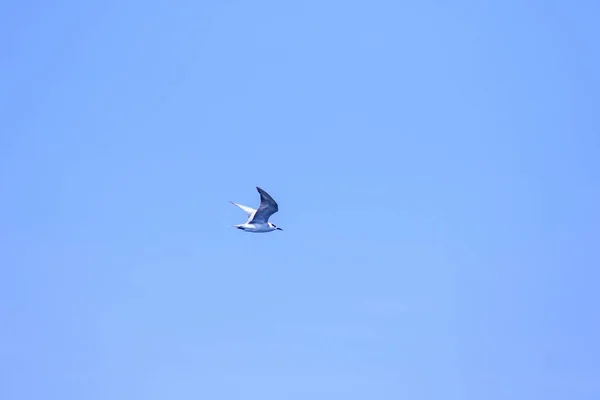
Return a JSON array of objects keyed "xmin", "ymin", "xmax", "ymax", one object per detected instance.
[
  {"xmin": 229, "ymin": 201, "xmax": 256, "ymax": 220},
  {"xmin": 249, "ymin": 187, "xmax": 279, "ymax": 223}
]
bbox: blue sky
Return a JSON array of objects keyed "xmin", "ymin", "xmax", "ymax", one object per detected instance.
[{"xmin": 1, "ymin": 0, "xmax": 599, "ymax": 399}]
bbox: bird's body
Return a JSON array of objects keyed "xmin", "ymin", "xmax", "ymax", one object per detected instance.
[
  {"xmin": 230, "ymin": 187, "xmax": 283, "ymax": 233},
  {"xmin": 233, "ymin": 222, "xmax": 278, "ymax": 233}
]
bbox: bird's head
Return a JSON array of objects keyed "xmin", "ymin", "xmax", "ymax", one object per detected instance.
[{"xmin": 269, "ymin": 222, "xmax": 283, "ymax": 231}]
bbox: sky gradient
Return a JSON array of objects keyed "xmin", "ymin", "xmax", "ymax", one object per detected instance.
[{"xmin": 1, "ymin": 1, "xmax": 599, "ymax": 399}]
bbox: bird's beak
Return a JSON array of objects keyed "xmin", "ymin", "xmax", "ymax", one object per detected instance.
[{"xmin": 276, "ymin": 227, "xmax": 283, "ymax": 231}]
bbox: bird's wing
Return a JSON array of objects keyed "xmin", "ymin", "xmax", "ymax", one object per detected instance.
[
  {"xmin": 248, "ymin": 187, "xmax": 279, "ymax": 223},
  {"xmin": 229, "ymin": 201, "xmax": 257, "ymax": 220}
]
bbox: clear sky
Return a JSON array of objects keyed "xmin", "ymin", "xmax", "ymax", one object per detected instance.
[{"xmin": 1, "ymin": 1, "xmax": 599, "ymax": 399}]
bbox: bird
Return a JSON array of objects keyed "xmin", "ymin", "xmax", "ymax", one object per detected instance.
[{"xmin": 230, "ymin": 187, "xmax": 283, "ymax": 233}]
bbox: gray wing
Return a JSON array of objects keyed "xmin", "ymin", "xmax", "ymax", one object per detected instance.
[{"xmin": 248, "ymin": 187, "xmax": 279, "ymax": 223}]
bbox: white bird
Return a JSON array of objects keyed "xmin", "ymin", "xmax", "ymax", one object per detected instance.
[{"xmin": 230, "ymin": 187, "xmax": 283, "ymax": 233}]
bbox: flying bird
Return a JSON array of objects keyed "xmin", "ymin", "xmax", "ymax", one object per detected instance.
[{"xmin": 230, "ymin": 187, "xmax": 283, "ymax": 233}]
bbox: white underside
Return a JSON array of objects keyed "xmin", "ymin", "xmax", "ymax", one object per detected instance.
[{"xmin": 235, "ymin": 223, "xmax": 275, "ymax": 233}]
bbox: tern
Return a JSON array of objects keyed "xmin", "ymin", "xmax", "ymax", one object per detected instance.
[{"xmin": 230, "ymin": 187, "xmax": 283, "ymax": 233}]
